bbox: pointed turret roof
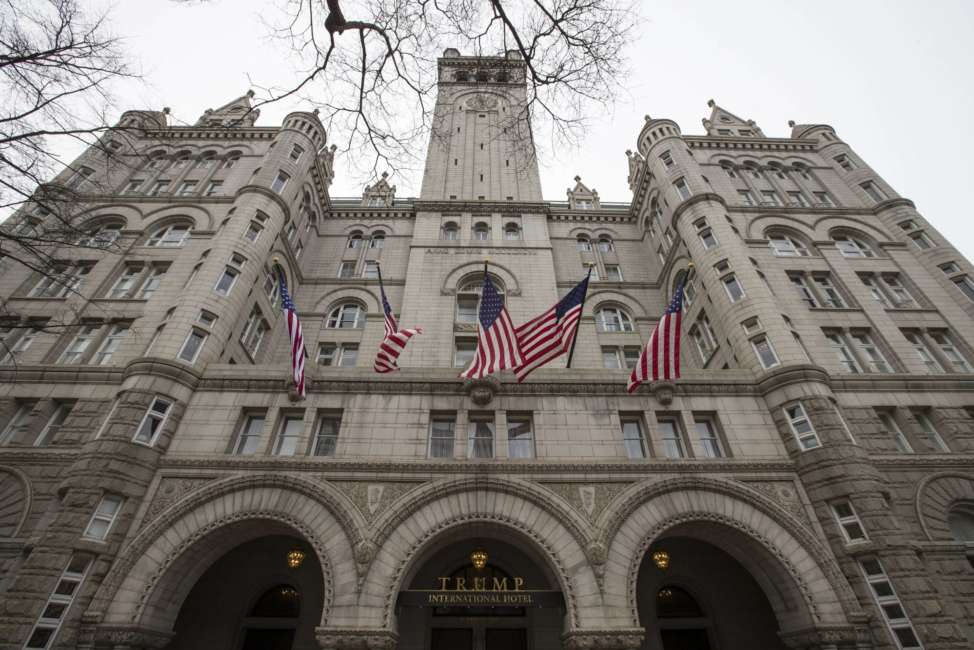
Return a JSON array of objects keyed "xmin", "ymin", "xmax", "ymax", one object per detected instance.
[
  {"xmin": 196, "ymin": 90, "xmax": 260, "ymax": 127},
  {"xmin": 702, "ymin": 99, "xmax": 764, "ymax": 137}
]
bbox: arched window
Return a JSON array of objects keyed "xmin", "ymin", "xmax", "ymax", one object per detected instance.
[
  {"xmin": 195, "ymin": 151, "xmax": 216, "ymax": 169},
  {"xmin": 223, "ymin": 151, "xmax": 242, "ymax": 169},
  {"xmin": 146, "ymin": 222, "xmax": 192, "ymax": 247},
  {"xmin": 456, "ymin": 275, "xmax": 505, "ymax": 323},
  {"xmin": 766, "ymin": 232, "xmax": 811, "ymax": 257},
  {"xmin": 143, "ymin": 151, "xmax": 167, "ymax": 170},
  {"xmin": 475, "ymin": 70, "xmax": 489, "ymax": 83},
  {"xmin": 577, "ymin": 236, "xmax": 592, "ymax": 252},
  {"xmin": 743, "ymin": 162, "xmax": 761, "ymax": 179},
  {"xmin": 370, "ymin": 230, "xmax": 385, "ymax": 249},
  {"xmin": 651, "ymin": 198, "xmax": 664, "ymax": 230},
  {"xmin": 656, "ymin": 585, "xmax": 705, "ymax": 618},
  {"xmin": 172, "ymin": 152, "xmax": 191, "ymax": 169},
  {"xmin": 720, "ymin": 161, "xmax": 737, "ymax": 179},
  {"xmin": 472, "ymin": 222, "xmax": 490, "ymax": 241},
  {"xmin": 442, "ymin": 221, "xmax": 459, "ymax": 240},
  {"xmin": 948, "ymin": 504, "xmax": 974, "ymax": 542},
  {"xmin": 79, "ymin": 222, "xmax": 123, "ymax": 248},
  {"xmin": 249, "ymin": 584, "xmax": 301, "ymax": 618},
  {"xmin": 792, "ymin": 163, "xmax": 811, "ymax": 181},
  {"xmin": 597, "ymin": 237, "xmax": 614, "ymax": 253},
  {"xmin": 768, "ymin": 163, "xmax": 787, "ymax": 180},
  {"xmin": 326, "ymin": 302, "xmax": 365, "ymax": 329},
  {"xmin": 347, "ymin": 231, "xmax": 363, "ymax": 249},
  {"xmin": 832, "ymin": 234, "xmax": 876, "ymax": 258},
  {"xmin": 597, "ymin": 306, "xmax": 634, "ymax": 332},
  {"xmin": 504, "ymin": 223, "xmax": 521, "ymax": 241}
]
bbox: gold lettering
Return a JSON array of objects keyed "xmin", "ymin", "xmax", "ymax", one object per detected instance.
[
  {"xmin": 474, "ymin": 576, "xmax": 486, "ymax": 591},
  {"xmin": 438, "ymin": 577, "xmax": 450, "ymax": 590},
  {"xmin": 514, "ymin": 577, "xmax": 524, "ymax": 591},
  {"xmin": 493, "ymin": 577, "xmax": 508, "ymax": 591},
  {"xmin": 455, "ymin": 577, "xmax": 466, "ymax": 591}
]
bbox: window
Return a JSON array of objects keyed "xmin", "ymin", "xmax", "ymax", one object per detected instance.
[
  {"xmin": 138, "ymin": 265, "xmax": 167, "ymax": 300},
  {"xmin": 326, "ymin": 303, "xmax": 365, "ymax": 329},
  {"xmin": 903, "ymin": 331, "xmax": 943, "ymax": 373},
  {"xmin": 721, "ymin": 162, "xmax": 737, "ymax": 178},
  {"xmin": 442, "ymin": 222, "xmax": 459, "ymax": 240},
  {"xmin": 215, "ymin": 254, "xmax": 245, "ymax": 296},
  {"xmin": 0, "ymin": 326, "xmax": 39, "ymax": 365},
  {"xmin": 834, "ymin": 154, "xmax": 855, "ymax": 171},
  {"xmin": 878, "ymin": 411, "xmax": 912, "ymax": 453},
  {"xmin": 738, "ymin": 190, "xmax": 755, "ymax": 206},
  {"xmin": 454, "ymin": 338, "xmax": 477, "ymax": 367},
  {"xmin": 370, "ymin": 231, "xmax": 386, "ymax": 248},
  {"xmin": 951, "ymin": 275, "xmax": 974, "ymax": 302},
  {"xmin": 860, "ymin": 181, "xmax": 887, "ymax": 203},
  {"xmin": 428, "ymin": 415, "xmax": 456, "ymax": 458},
  {"xmin": 317, "ymin": 343, "xmax": 357, "ymax": 367},
  {"xmin": 908, "ymin": 232, "xmax": 934, "ymax": 250},
  {"xmin": 929, "ymin": 331, "xmax": 972, "ymax": 372},
  {"xmin": 472, "ymin": 222, "xmax": 490, "ymax": 240},
  {"xmin": 178, "ymin": 328, "xmax": 207, "ymax": 363},
  {"xmin": 766, "ymin": 234, "xmax": 808, "ymax": 257},
  {"xmin": 274, "ymin": 415, "xmax": 304, "ymax": 456},
  {"xmin": 507, "ymin": 415, "xmax": 535, "ymax": 459},
  {"xmin": 859, "ymin": 558, "xmax": 922, "ymax": 649},
  {"xmin": 657, "ymin": 416, "xmax": 686, "ymax": 459},
  {"xmin": 813, "ymin": 191, "xmax": 835, "ymax": 207},
  {"xmin": 234, "ymin": 413, "xmax": 265, "ymax": 455},
  {"xmin": 751, "ymin": 335, "xmax": 780, "ymax": 369},
  {"xmin": 760, "ymin": 190, "xmax": 782, "ymax": 206},
  {"xmin": 832, "ymin": 501, "xmax": 868, "ymax": 543},
  {"xmin": 597, "ymin": 306, "xmax": 634, "ymax": 332},
  {"xmin": 825, "ymin": 332, "xmax": 860, "ymax": 373},
  {"xmin": 882, "ymin": 275, "xmax": 916, "ymax": 308},
  {"xmin": 65, "ymin": 165, "xmax": 95, "ymax": 189},
  {"xmin": 504, "ymin": 223, "xmax": 521, "ymax": 240},
  {"xmin": 205, "ymin": 181, "xmax": 223, "ymax": 196},
  {"xmin": 175, "ymin": 180, "xmax": 198, "ymax": 196},
  {"xmin": 660, "ymin": 150, "xmax": 674, "ymax": 167},
  {"xmin": 467, "ymin": 414, "xmax": 494, "ymax": 458},
  {"xmin": 741, "ymin": 317, "xmax": 761, "ymax": 336},
  {"xmin": 695, "ymin": 219, "xmax": 717, "ymax": 250},
  {"xmin": 690, "ymin": 316, "xmax": 717, "ymax": 362},
  {"xmin": 913, "ymin": 411, "xmax": 949, "ymax": 452},
  {"xmin": 947, "ymin": 506, "xmax": 974, "ymax": 542},
  {"xmin": 286, "ymin": 223, "xmax": 297, "ymax": 243},
  {"xmin": 33, "ymin": 402, "xmax": 69, "ymax": 447},
  {"xmin": 109, "ymin": 264, "xmax": 143, "ymax": 299},
  {"xmin": 147, "ymin": 223, "xmax": 191, "ymax": 247},
  {"xmin": 694, "ymin": 416, "xmax": 724, "ymax": 458},
  {"xmin": 814, "ymin": 275, "xmax": 846, "ymax": 308},
  {"xmin": 589, "ymin": 265, "xmax": 600, "ymax": 281},
  {"xmin": 243, "ymin": 314, "xmax": 269, "ymax": 358},
  {"xmin": 271, "ymin": 170, "xmax": 290, "ymax": 193},
  {"xmin": 673, "ymin": 178, "xmax": 691, "ymax": 200},
  {"xmin": 133, "ymin": 397, "xmax": 172, "ymax": 446},
  {"xmin": 363, "ymin": 262, "xmax": 379, "ymax": 279},
  {"xmin": 850, "ymin": 332, "xmax": 892, "ymax": 373},
  {"xmin": 83, "ymin": 495, "xmax": 123, "ymax": 541},
  {"xmin": 621, "ymin": 416, "xmax": 647, "ymax": 459},
  {"xmin": 245, "ymin": 221, "xmax": 263, "ymax": 242},
  {"xmin": 602, "ymin": 346, "xmax": 641, "ymax": 370},
  {"xmin": 94, "ymin": 324, "xmax": 129, "ymax": 365},
  {"xmin": 597, "ymin": 237, "xmax": 614, "ymax": 253},
  {"xmin": 347, "ymin": 231, "xmax": 363, "ymax": 248},
  {"xmin": 312, "ymin": 413, "xmax": 341, "ymax": 456},
  {"xmin": 289, "ymin": 144, "xmax": 304, "ymax": 161},
  {"xmin": 79, "ymin": 223, "xmax": 122, "ymax": 248},
  {"xmin": 784, "ymin": 402, "xmax": 821, "ymax": 450},
  {"xmin": 23, "ymin": 555, "xmax": 91, "ymax": 650},
  {"xmin": 195, "ymin": 154, "xmax": 215, "ymax": 169},
  {"xmin": 338, "ymin": 261, "xmax": 355, "ymax": 279},
  {"xmin": 0, "ymin": 403, "xmax": 33, "ymax": 445},
  {"xmin": 787, "ymin": 191, "xmax": 808, "ymax": 207},
  {"xmin": 223, "ymin": 154, "xmax": 240, "ymax": 169},
  {"xmin": 123, "ymin": 179, "xmax": 143, "ymax": 195},
  {"xmin": 789, "ymin": 274, "xmax": 817, "ymax": 308},
  {"xmin": 721, "ymin": 274, "xmax": 745, "ymax": 302},
  {"xmin": 605, "ymin": 265, "xmax": 623, "ymax": 282},
  {"xmin": 834, "ymin": 236, "xmax": 875, "ymax": 258},
  {"xmin": 29, "ymin": 264, "xmax": 92, "ymax": 298},
  {"xmin": 859, "ymin": 274, "xmax": 890, "ymax": 307},
  {"xmin": 58, "ymin": 325, "xmax": 99, "ymax": 364}
]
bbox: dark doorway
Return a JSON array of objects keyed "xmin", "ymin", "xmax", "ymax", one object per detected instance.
[
  {"xmin": 241, "ymin": 629, "xmax": 296, "ymax": 650},
  {"xmin": 660, "ymin": 629, "xmax": 711, "ymax": 650},
  {"xmin": 485, "ymin": 628, "xmax": 527, "ymax": 650},
  {"xmin": 431, "ymin": 628, "xmax": 473, "ymax": 650}
]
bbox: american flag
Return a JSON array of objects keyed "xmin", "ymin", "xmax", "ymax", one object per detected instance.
[
  {"xmin": 279, "ymin": 272, "xmax": 306, "ymax": 397},
  {"xmin": 459, "ymin": 270, "xmax": 524, "ymax": 379},
  {"xmin": 628, "ymin": 278, "xmax": 686, "ymax": 393},
  {"xmin": 513, "ymin": 273, "xmax": 590, "ymax": 381},
  {"xmin": 373, "ymin": 273, "xmax": 422, "ymax": 373}
]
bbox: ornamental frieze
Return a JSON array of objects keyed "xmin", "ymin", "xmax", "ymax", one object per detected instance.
[
  {"xmin": 537, "ymin": 481, "xmax": 633, "ymax": 520},
  {"xmin": 328, "ymin": 480, "xmax": 425, "ymax": 522},
  {"xmin": 141, "ymin": 476, "xmax": 217, "ymax": 528}
]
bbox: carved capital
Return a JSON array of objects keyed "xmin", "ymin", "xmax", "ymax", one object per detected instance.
[
  {"xmin": 650, "ymin": 381, "xmax": 674, "ymax": 405},
  {"xmin": 779, "ymin": 624, "xmax": 870, "ymax": 649},
  {"xmin": 464, "ymin": 375, "xmax": 500, "ymax": 406},
  {"xmin": 562, "ymin": 629, "xmax": 644, "ymax": 650},
  {"xmin": 316, "ymin": 627, "xmax": 399, "ymax": 650}
]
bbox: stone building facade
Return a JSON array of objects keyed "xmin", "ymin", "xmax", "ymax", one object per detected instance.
[{"xmin": 1, "ymin": 50, "xmax": 973, "ymax": 650}]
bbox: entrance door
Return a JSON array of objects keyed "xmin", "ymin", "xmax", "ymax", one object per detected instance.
[
  {"xmin": 431, "ymin": 628, "xmax": 473, "ymax": 650},
  {"xmin": 485, "ymin": 628, "xmax": 526, "ymax": 650},
  {"xmin": 660, "ymin": 629, "xmax": 711, "ymax": 650}
]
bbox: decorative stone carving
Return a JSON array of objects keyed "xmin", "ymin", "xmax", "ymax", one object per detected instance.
[
  {"xmin": 79, "ymin": 624, "xmax": 174, "ymax": 650},
  {"xmin": 561, "ymin": 629, "xmax": 644, "ymax": 650},
  {"xmin": 778, "ymin": 624, "xmax": 870, "ymax": 649},
  {"xmin": 464, "ymin": 375, "xmax": 500, "ymax": 406},
  {"xmin": 740, "ymin": 480, "xmax": 812, "ymax": 526},
  {"xmin": 651, "ymin": 381, "xmax": 674, "ymax": 405},
  {"xmin": 467, "ymin": 94, "xmax": 499, "ymax": 110},
  {"xmin": 539, "ymin": 481, "xmax": 631, "ymax": 521},
  {"xmin": 330, "ymin": 480, "xmax": 421, "ymax": 522},
  {"xmin": 142, "ymin": 476, "xmax": 214, "ymax": 528},
  {"xmin": 316, "ymin": 627, "xmax": 399, "ymax": 650},
  {"xmin": 0, "ymin": 468, "xmax": 28, "ymax": 537}
]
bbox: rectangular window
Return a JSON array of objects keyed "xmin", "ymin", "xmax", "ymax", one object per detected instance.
[
  {"xmin": 738, "ymin": 190, "xmax": 755, "ymax": 206},
  {"xmin": 850, "ymin": 332, "xmax": 892, "ymax": 373},
  {"xmin": 204, "ymin": 181, "xmax": 223, "ymax": 196},
  {"xmin": 909, "ymin": 232, "xmax": 934, "ymax": 250},
  {"xmin": 832, "ymin": 501, "xmax": 868, "ymax": 543},
  {"xmin": 467, "ymin": 414, "xmax": 494, "ymax": 459},
  {"xmin": 878, "ymin": 411, "xmax": 912, "ymax": 453},
  {"xmin": 429, "ymin": 415, "xmax": 456, "ymax": 458},
  {"xmin": 834, "ymin": 154, "xmax": 855, "ymax": 171},
  {"xmin": 94, "ymin": 323, "xmax": 129, "ymax": 365},
  {"xmin": 456, "ymin": 296, "xmax": 479, "ymax": 324},
  {"xmin": 951, "ymin": 276, "xmax": 974, "ymax": 302},
  {"xmin": 245, "ymin": 222, "xmax": 263, "ymax": 242},
  {"xmin": 761, "ymin": 190, "xmax": 782, "ymax": 206},
  {"xmin": 859, "ymin": 273, "xmax": 890, "ymax": 307},
  {"xmin": 784, "ymin": 402, "xmax": 821, "ymax": 450},
  {"xmin": 123, "ymin": 179, "xmax": 143, "ymax": 195},
  {"xmin": 929, "ymin": 331, "xmax": 972, "ymax": 372},
  {"xmin": 507, "ymin": 414, "xmax": 535, "ymax": 459},
  {"xmin": 23, "ymin": 555, "xmax": 91, "ymax": 650},
  {"xmin": 58, "ymin": 324, "xmax": 99, "ymax": 364},
  {"xmin": 0, "ymin": 402, "xmax": 34, "ymax": 445},
  {"xmin": 149, "ymin": 180, "xmax": 170, "ymax": 196},
  {"xmin": 789, "ymin": 274, "xmax": 817, "ymax": 308},
  {"xmin": 825, "ymin": 332, "xmax": 861, "ymax": 373},
  {"xmin": 246, "ymin": 318, "xmax": 269, "ymax": 358},
  {"xmin": 787, "ymin": 191, "xmax": 808, "ymax": 207},
  {"xmin": 271, "ymin": 171, "xmax": 290, "ymax": 193},
  {"xmin": 178, "ymin": 328, "xmax": 207, "ymax": 363},
  {"xmin": 913, "ymin": 411, "xmax": 949, "ymax": 453},
  {"xmin": 338, "ymin": 261, "xmax": 355, "ymax": 279},
  {"xmin": 109, "ymin": 264, "xmax": 143, "ymax": 299},
  {"xmin": 657, "ymin": 416, "xmax": 686, "ymax": 459},
  {"xmin": 234, "ymin": 413, "xmax": 265, "ymax": 455},
  {"xmin": 859, "ymin": 558, "xmax": 922, "ymax": 649},
  {"xmin": 177, "ymin": 180, "xmax": 198, "ymax": 196},
  {"xmin": 83, "ymin": 494, "xmax": 123, "ymax": 541},
  {"xmin": 454, "ymin": 338, "xmax": 477, "ymax": 368},
  {"xmin": 363, "ymin": 261, "xmax": 379, "ymax": 279},
  {"xmin": 35, "ymin": 402, "xmax": 71, "ymax": 446},
  {"xmin": 133, "ymin": 397, "xmax": 172, "ymax": 446},
  {"xmin": 621, "ymin": 416, "xmax": 647, "ymax": 459},
  {"xmin": 274, "ymin": 415, "xmax": 304, "ymax": 456},
  {"xmin": 312, "ymin": 412, "xmax": 341, "ymax": 456},
  {"xmin": 751, "ymin": 335, "xmax": 780, "ymax": 369},
  {"xmin": 605, "ymin": 265, "xmax": 623, "ymax": 282},
  {"xmin": 813, "ymin": 275, "xmax": 846, "ymax": 308},
  {"xmin": 289, "ymin": 144, "xmax": 304, "ymax": 161},
  {"xmin": 0, "ymin": 327, "xmax": 38, "ymax": 365},
  {"xmin": 860, "ymin": 181, "xmax": 887, "ymax": 203},
  {"xmin": 215, "ymin": 255, "xmax": 245, "ymax": 296},
  {"xmin": 694, "ymin": 415, "xmax": 724, "ymax": 458},
  {"xmin": 137, "ymin": 265, "xmax": 167, "ymax": 300},
  {"xmin": 879, "ymin": 274, "xmax": 915, "ymax": 308},
  {"xmin": 30, "ymin": 264, "xmax": 92, "ymax": 298},
  {"xmin": 674, "ymin": 178, "xmax": 691, "ymax": 200},
  {"xmin": 722, "ymin": 274, "xmax": 745, "ymax": 302},
  {"xmin": 903, "ymin": 331, "xmax": 944, "ymax": 374},
  {"xmin": 813, "ymin": 191, "xmax": 835, "ymax": 207},
  {"xmin": 660, "ymin": 150, "xmax": 674, "ymax": 167}
]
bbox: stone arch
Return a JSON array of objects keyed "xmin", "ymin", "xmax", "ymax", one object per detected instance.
[
  {"xmin": 0, "ymin": 467, "xmax": 30, "ymax": 538},
  {"xmin": 601, "ymin": 477, "xmax": 858, "ymax": 632},
  {"xmin": 91, "ymin": 474, "xmax": 363, "ymax": 632},
  {"xmin": 360, "ymin": 479, "xmax": 602, "ymax": 629},
  {"xmin": 314, "ymin": 287, "xmax": 380, "ymax": 313},
  {"xmin": 441, "ymin": 261, "xmax": 521, "ymax": 296},
  {"xmin": 587, "ymin": 290, "xmax": 650, "ymax": 319},
  {"xmin": 814, "ymin": 216, "xmax": 888, "ymax": 242},
  {"xmin": 914, "ymin": 472, "xmax": 974, "ymax": 540},
  {"xmin": 746, "ymin": 214, "xmax": 817, "ymax": 240},
  {"xmin": 142, "ymin": 205, "xmax": 213, "ymax": 231}
]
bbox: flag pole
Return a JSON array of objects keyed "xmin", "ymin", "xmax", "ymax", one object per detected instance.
[
  {"xmin": 375, "ymin": 258, "xmax": 384, "ymax": 291},
  {"xmin": 564, "ymin": 263, "xmax": 594, "ymax": 369}
]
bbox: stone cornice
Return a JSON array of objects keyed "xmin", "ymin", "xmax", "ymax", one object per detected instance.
[
  {"xmin": 685, "ymin": 136, "xmax": 819, "ymax": 153},
  {"xmin": 146, "ymin": 127, "xmax": 278, "ymax": 141},
  {"xmin": 561, "ymin": 628, "xmax": 645, "ymax": 650},
  {"xmin": 669, "ymin": 192, "xmax": 728, "ymax": 229},
  {"xmin": 755, "ymin": 364, "xmax": 833, "ymax": 396},
  {"xmin": 830, "ymin": 374, "xmax": 974, "ymax": 392},
  {"xmin": 413, "ymin": 199, "xmax": 549, "ymax": 214},
  {"xmin": 871, "ymin": 197, "xmax": 916, "ymax": 212},
  {"xmin": 123, "ymin": 358, "xmax": 202, "ymax": 390},
  {"xmin": 872, "ymin": 455, "xmax": 974, "ymax": 469}
]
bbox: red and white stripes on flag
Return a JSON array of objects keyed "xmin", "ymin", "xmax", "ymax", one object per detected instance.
[
  {"xmin": 459, "ymin": 271, "xmax": 524, "ymax": 380},
  {"xmin": 627, "ymin": 279, "xmax": 687, "ymax": 393},
  {"xmin": 278, "ymin": 273, "xmax": 306, "ymax": 397},
  {"xmin": 373, "ymin": 275, "xmax": 422, "ymax": 373},
  {"xmin": 513, "ymin": 273, "xmax": 590, "ymax": 382}
]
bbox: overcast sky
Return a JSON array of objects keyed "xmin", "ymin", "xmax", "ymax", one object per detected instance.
[{"xmin": 63, "ymin": 1, "xmax": 974, "ymax": 260}]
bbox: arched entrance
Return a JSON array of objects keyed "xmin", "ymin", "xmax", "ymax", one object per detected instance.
[
  {"xmin": 636, "ymin": 534, "xmax": 786, "ymax": 650},
  {"xmin": 169, "ymin": 533, "xmax": 323, "ymax": 650},
  {"xmin": 395, "ymin": 529, "xmax": 565, "ymax": 650}
]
